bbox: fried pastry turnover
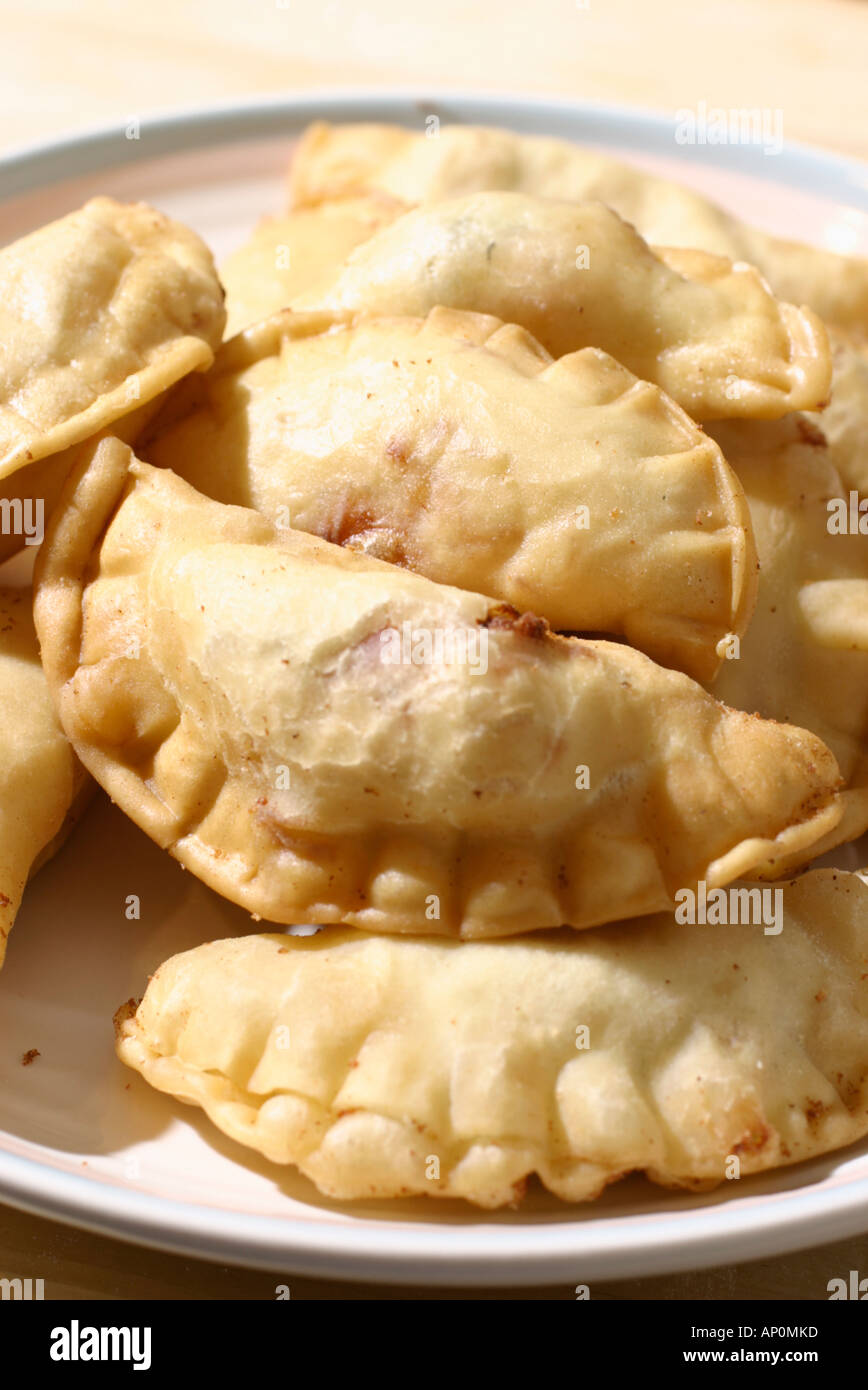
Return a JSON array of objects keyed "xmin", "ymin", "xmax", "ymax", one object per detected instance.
[
  {"xmin": 710, "ymin": 401, "xmax": 868, "ymax": 862},
  {"xmin": 0, "ymin": 196, "xmax": 225, "ymax": 562},
  {"xmin": 143, "ymin": 306, "xmax": 758, "ymax": 682},
  {"xmin": 294, "ymin": 192, "xmax": 831, "ymax": 420},
  {"xmin": 0, "ymin": 588, "xmax": 88, "ymax": 971},
  {"xmin": 220, "ymin": 195, "xmax": 405, "ymax": 337},
  {"xmin": 35, "ymin": 440, "xmax": 843, "ymax": 939},
  {"xmin": 116, "ymin": 869, "xmax": 868, "ymax": 1207},
  {"xmin": 288, "ymin": 121, "xmax": 868, "ymax": 338}
]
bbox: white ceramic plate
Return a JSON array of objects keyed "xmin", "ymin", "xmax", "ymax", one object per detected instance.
[{"xmin": 2, "ymin": 92, "xmax": 868, "ymax": 1289}]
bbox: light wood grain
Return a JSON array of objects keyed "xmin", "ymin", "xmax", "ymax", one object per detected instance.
[
  {"xmin": 1, "ymin": 0, "xmax": 867, "ymax": 1300},
  {"xmin": 1, "ymin": 1202, "xmax": 867, "ymax": 1300},
  {"xmin": 1, "ymin": 0, "xmax": 867, "ymax": 159}
]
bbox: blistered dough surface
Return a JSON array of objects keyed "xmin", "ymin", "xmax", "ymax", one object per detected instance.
[
  {"xmin": 116, "ymin": 870, "xmax": 868, "ymax": 1207},
  {"xmin": 34, "ymin": 441, "xmax": 843, "ymax": 938}
]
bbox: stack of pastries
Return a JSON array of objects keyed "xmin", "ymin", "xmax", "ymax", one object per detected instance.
[{"xmin": 3, "ymin": 123, "xmax": 868, "ymax": 1209}]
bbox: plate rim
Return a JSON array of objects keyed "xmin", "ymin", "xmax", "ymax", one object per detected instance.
[
  {"xmin": 3, "ymin": 1143, "xmax": 868, "ymax": 1287},
  {"xmin": 1, "ymin": 87, "xmax": 867, "ymax": 205},
  {"xmin": 3, "ymin": 89, "xmax": 868, "ymax": 1288}
]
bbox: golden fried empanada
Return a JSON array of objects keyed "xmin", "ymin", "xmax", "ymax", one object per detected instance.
[
  {"xmin": 0, "ymin": 394, "xmax": 170, "ymax": 567},
  {"xmin": 295, "ymin": 192, "xmax": 830, "ymax": 420},
  {"xmin": 221, "ymin": 196, "xmax": 406, "ymax": 337},
  {"xmin": 805, "ymin": 331, "xmax": 868, "ymax": 494},
  {"xmin": 710, "ymin": 409, "xmax": 868, "ymax": 860},
  {"xmin": 143, "ymin": 306, "xmax": 757, "ymax": 681},
  {"xmin": 0, "ymin": 196, "xmax": 226, "ymax": 486},
  {"xmin": 35, "ymin": 440, "xmax": 843, "ymax": 938},
  {"xmin": 288, "ymin": 122, "xmax": 868, "ymax": 337},
  {"xmin": 0, "ymin": 587, "xmax": 88, "ymax": 970},
  {"xmin": 115, "ymin": 868, "xmax": 868, "ymax": 1208}
]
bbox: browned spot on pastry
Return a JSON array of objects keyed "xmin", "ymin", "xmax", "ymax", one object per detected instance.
[
  {"xmin": 796, "ymin": 417, "xmax": 827, "ymax": 447},
  {"xmin": 320, "ymin": 502, "xmax": 411, "ymax": 568},
  {"xmin": 479, "ymin": 602, "xmax": 520, "ymax": 629},
  {"xmin": 21, "ymin": 1049, "xmax": 40, "ymax": 1066},
  {"xmin": 508, "ymin": 1177, "xmax": 528, "ymax": 1206},
  {"xmin": 386, "ymin": 436, "xmax": 412, "ymax": 465},
  {"xmin": 0, "ymin": 892, "xmax": 10, "ymax": 908},
  {"xmin": 112, "ymin": 998, "xmax": 141, "ymax": 1037},
  {"xmin": 514, "ymin": 612, "xmax": 550, "ymax": 640},
  {"xmin": 732, "ymin": 1123, "xmax": 770, "ymax": 1156},
  {"xmin": 804, "ymin": 1098, "xmax": 828, "ymax": 1127},
  {"xmin": 480, "ymin": 603, "xmax": 549, "ymax": 639},
  {"xmin": 320, "ymin": 504, "xmax": 378, "ymax": 548},
  {"xmin": 837, "ymin": 1074, "xmax": 865, "ymax": 1109}
]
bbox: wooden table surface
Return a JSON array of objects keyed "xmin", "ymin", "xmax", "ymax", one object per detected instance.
[{"xmin": 1, "ymin": 0, "xmax": 868, "ymax": 1301}]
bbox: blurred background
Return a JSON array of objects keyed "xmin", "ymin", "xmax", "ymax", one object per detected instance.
[{"xmin": 2, "ymin": 0, "xmax": 867, "ymax": 161}]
